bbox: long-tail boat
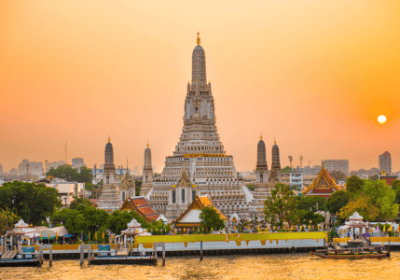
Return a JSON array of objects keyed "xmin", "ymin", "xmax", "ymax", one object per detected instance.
[{"xmin": 310, "ymin": 246, "xmax": 389, "ymax": 259}]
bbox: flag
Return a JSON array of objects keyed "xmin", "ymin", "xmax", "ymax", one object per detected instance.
[
  {"xmin": 102, "ymin": 232, "xmax": 105, "ymax": 239},
  {"xmin": 40, "ymin": 232, "xmax": 42, "ymax": 241},
  {"xmin": 56, "ymin": 231, "xmax": 58, "ymax": 242},
  {"xmin": 397, "ymin": 226, "xmax": 400, "ymax": 233},
  {"xmin": 95, "ymin": 231, "xmax": 97, "ymax": 240},
  {"xmin": 376, "ymin": 225, "xmax": 379, "ymax": 231},
  {"xmin": 383, "ymin": 225, "xmax": 386, "ymax": 232},
  {"xmin": 48, "ymin": 232, "xmax": 50, "ymax": 240},
  {"xmin": 389, "ymin": 225, "xmax": 393, "ymax": 231}
]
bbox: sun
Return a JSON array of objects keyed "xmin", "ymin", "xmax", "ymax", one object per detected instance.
[{"xmin": 378, "ymin": 115, "xmax": 387, "ymax": 124}]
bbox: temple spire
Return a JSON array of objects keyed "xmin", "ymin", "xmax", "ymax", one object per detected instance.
[
  {"xmin": 108, "ymin": 134, "xmax": 111, "ymax": 143},
  {"xmin": 197, "ymin": 32, "xmax": 201, "ymax": 45}
]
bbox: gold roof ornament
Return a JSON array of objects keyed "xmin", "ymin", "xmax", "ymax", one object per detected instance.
[
  {"xmin": 108, "ymin": 134, "xmax": 111, "ymax": 143},
  {"xmin": 260, "ymin": 133, "xmax": 263, "ymax": 140},
  {"xmin": 147, "ymin": 140, "xmax": 149, "ymax": 148},
  {"xmin": 274, "ymin": 137, "xmax": 276, "ymax": 145},
  {"xmin": 197, "ymin": 32, "xmax": 201, "ymax": 45},
  {"xmin": 381, "ymin": 169, "xmax": 387, "ymax": 176}
]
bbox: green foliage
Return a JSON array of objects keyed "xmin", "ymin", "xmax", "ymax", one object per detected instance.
[
  {"xmin": 327, "ymin": 190, "xmax": 349, "ymax": 214},
  {"xmin": 297, "ymin": 196, "xmax": 327, "ymax": 212},
  {"xmin": 246, "ymin": 184, "xmax": 255, "ymax": 191},
  {"xmin": 346, "ymin": 176, "xmax": 364, "ymax": 196},
  {"xmin": 339, "ymin": 180, "xmax": 399, "ymax": 221},
  {"xmin": 46, "ymin": 165, "xmax": 93, "ymax": 183},
  {"xmin": 368, "ymin": 175, "xmax": 379, "ymax": 181},
  {"xmin": 135, "ymin": 180, "xmax": 142, "ymax": 196},
  {"xmin": 264, "ymin": 183, "xmax": 298, "ymax": 227},
  {"xmin": 51, "ymin": 208, "xmax": 72, "ymax": 224},
  {"xmin": 199, "ymin": 206, "xmax": 226, "ymax": 232},
  {"xmin": 391, "ymin": 180, "xmax": 400, "ymax": 204},
  {"xmin": 69, "ymin": 196, "xmax": 93, "ymax": 209},
  {"xmin": 0, "ymin": 181, "xmax": 62, "ymax": 225},
  {"xmin": 0, "ymin": 209, "xmax": 18, "ymax": 234},
  {"xmin": 64, "ymin": 205, "xmax": 108, "ymax": 235},
  {"xmin": 107, "ymin": 210, "xmax": 150, "ymax": 235},
  {"xmin": 281, "ymin": 166, "xmax": 291, "ymax": 173}
]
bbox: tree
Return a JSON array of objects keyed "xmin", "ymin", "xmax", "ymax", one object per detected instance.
[
  {"xmin": 391, "ymin": 180, "xmax": 400, "ymax": 204},
  {"xmin": 64, "ymin": 205, "xmax": 109, "ymax": 236},
  {"xmin": 264, "ymin": 183, "xmax": 298, "ymax": 227},
  {"xmin": 339, "ymin": 180, "xmax": 399, "ymax": 221},
  {"xmin": 346, "ymin": 176, "xmax": 364, "ymax": 196},
  {"xmin": 0, "ymin": 181, "xmax": 62, "ymax": 225},
  {"xmin": 0, "ymin": 209, "xmax": 18, "ymax": 234},
  {"xmin": 281, "ymin": 166, "xmax": 291, "ymax": 173},
  {"xmin": 297, "ymin": 196, "xmax": 326, "ymax": 212},
  {"xmin": 46, "ymin": 165, "xmax": 93, "ymax": 183},
  {"xmin": 330, "ymin": 171, "xmax": 347, "ymax": 183},
  {"xmin": 327, "ymin": 190, "xmax": 349, "ymax": 214},
  {"xmin": 246, "ymin": 184, "xmax": 255, "ymax": 191},
  {"xmin": 199, "ymin": 206, "xmax": 225, "ymax": 232},
  {"xmin": 368, "ymin": 175, "xmax": 379, "ymax": 181},
  {"xmin": 135, "ymin": 180, "xmax": 142, "ymax": 196},
  {"xmin": 69, "ymin": 196, "xmax": 93, "ymax": 209}
]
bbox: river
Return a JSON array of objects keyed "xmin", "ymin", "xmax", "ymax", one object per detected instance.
[{"xmin": 1, "ymin": 252, "xmax": 399, "ymax": 280}]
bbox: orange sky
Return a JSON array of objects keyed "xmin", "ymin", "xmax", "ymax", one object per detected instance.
[{"xmin": 1, "ymin": 0, "xmax": 400, "ymax": 173}]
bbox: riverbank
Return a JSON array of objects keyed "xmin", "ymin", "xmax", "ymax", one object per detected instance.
[{"xmin": 1, "ymin": 253, "xmax": 400, "ymax": 280}]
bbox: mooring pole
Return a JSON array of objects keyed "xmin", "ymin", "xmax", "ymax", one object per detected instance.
[
  {"xmin": 49, "ymin": 245, "xmax": 53, "ymax": 267},
  {"xmin": 154, "ymin": 242, "xmax": 158, "ymax": 260},
  {"xmin": 40, "ymin": 245, "xmax": 43, "ymax": 265},
  {"xmin": 162, "ymin": 241, "xmax": 165, "ymax": 266},
  {"xmin": 88, "ymin": 244, "xmax": 91, "ymax": 265},
  {"xmin": 130, "ymin": 232, "xmax": 133, "ymax": 255},
  {"xmin": 80, "ymin": 244, "xmax": 84, "ymax": 266},
  {"xmin": 200, "ymin": 240, "xmax": 203, "ymax": 261}
]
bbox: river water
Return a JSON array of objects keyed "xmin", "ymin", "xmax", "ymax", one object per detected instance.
[{"xmin": 1, "ymin": 252, "xmax": 399, "ymax": 280}]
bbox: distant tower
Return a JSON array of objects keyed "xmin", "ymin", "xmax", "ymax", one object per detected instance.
[
  {"xmin": 255, "ymin": 135, "xmax": 268, "ymax": 183},
  {"xmin": 300, "ymin": 156, "xmax": 303, "ymax": 171},
  {"xmin": 379, "ymin": 151, "xmax": 392, "ymax": 175},
  {"xmin": 97, "ymin": 136, "xmax": 122, "ymax": 211},
  {"xmin": 269, "ymin": 138, "xmax": 281, "ymax": 182},
  {"xmin": 140, "ymin": 141, "xmax": 154, "ymax": 196},
  {"xmin": 288, "ymin": 156, "xmax": 293, "ymax": 172},
  {"xmin": 120, "ymin": 159, "xmax": 135, "ymax": 201}
]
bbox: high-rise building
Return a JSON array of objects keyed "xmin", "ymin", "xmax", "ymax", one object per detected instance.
[
  {"xmin": 379, "ymin": 151, "xmax": 392, "ymax": 175},
  {"xmin": 47, "ymin": 160, "xmax": 66, "ymax": 172},
  {"xmin": 143, "ymin": 34, "xmax": 251, "ymax": 220},
  {"xmin": 17, "ymin": 159, "xmax": 43, "ymax": 176},
  {"xmin": 97, "ymin": 137, "xmax": 122, "ymax": 211},
  {"xmin": 321, "ymin": 159, "xmax": 349, "ymax": 175},
  {"xmin": 72, "ymin": 158, "xmax": 84, "ymax": 169},
  {"xmin": 0, "ymin": 163, "xmax": 3, "ymax": 174}
]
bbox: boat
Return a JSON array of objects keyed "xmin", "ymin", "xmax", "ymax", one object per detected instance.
[{"xmin": 310, "ymin": 246, "xmax": 389, "ymax": 260}]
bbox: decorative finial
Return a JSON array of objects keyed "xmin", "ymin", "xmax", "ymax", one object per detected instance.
[
  {"xmin": 108, "ymin": 134, "xmax": 111, "ymax": 143},
  {"xmin": 274, "ymin": 137, "xmax": 276, "ymax": 145},
  {"xmin": 197, "ymin": 32, "xmax": 201, "ymax": 45},
  {"xmin": 147, "ymin": 140, "xmax": 149, "ymax": 148},
  {"xmin": 260, "ymin": 133, "xmax": 262, "ymax": 140}
]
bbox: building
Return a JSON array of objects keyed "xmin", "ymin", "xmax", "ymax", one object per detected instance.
[
  {"xmin": 17, "ymin": 159, "xmax": 43, "ymax": 177},
  {"xmin": 120, "ymin": 197, "xmax": 159, "ymax": 222},
  {"xmin": 281, "ymin": 171, "xmax": 303, "ymax": 191},
  {"xmin": 140, "ymin": 142, "xmax": 154, "ymax": 196},
  {"xmin": 255, "ymin": 135, "xmax": 268, "ymax": 183},
  {"xmin": 0, "ymin": 177, "xmax": 4, "ymax": 186},
  {"xmin": 269, "ymin": 139, "xmax": 281, "ymax": 182},
  {"xmin": 97, "ymin": 137, "xmax": 122, "ymax": 211},
  {"xmin": 302, "ymin": 166, "xmax": 342, "ymax": 198},
  {"xmin": 379, "ymin": 151, "xmax": 392, "ymax": 175},
  {"xmin": 142, "ymin": 34, "xmax": 252, "ymax": 221},
  {"xmin": 119, "ymin": 166, "xmax": 135, "ymax": 202},
  {"xmin": 72, "ymin": 158, "xmax": 84, "ymax": 169},
  {"xmin": 379, "ymin": 170, "xmax": 399, "ymax": 186},
  {"xmin": 47, "ymin": 160, "xmax": 66, "ymax": 172},
  {"xmin": 321, "ymin": 159, "xmax": 349, "ymax": 175},
  {"xmin": 41, "ymin": 179, "xmax": 85, "ymax": 207},
  {"xmin": 300, "ymin": 165, "xmax": 322, "ymax": 175},
  {"xmin": 173, "ymin": 195, "xmax": 227, "ymax": 233},
  {"xmin": 0, "ymin": 163, "xmax": 3, "ymax": 174}
]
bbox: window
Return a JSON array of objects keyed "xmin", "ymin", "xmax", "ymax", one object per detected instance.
[
  {"xmin": 172, "ymin": 191, "xmax": 176, "ymax": 204},
  {"xmin": 192, "ymin": 190, "xmax": 196, "ymax": 201},
  {"xmin": 182, "ymin": 189, "xmax": 185, "ymax": 204}
]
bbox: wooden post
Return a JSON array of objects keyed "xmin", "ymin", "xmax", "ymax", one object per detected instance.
[
  {"xmin": 154, "ymin": 242, "xmax": 158, "ymax": 260},
  {"xmin": 130, "ymin": 231, "xmax": 133, "ymax": 255},
  {"xmin": 40, "ymin": 245, "xmax": 43, "ymax": 264},
  {"xmin": 162, "ymin": 241, "xmax": 165, "ymax": 266},
  {"xmin": 88, "ymin": 244, "xmax": 91, "ymax": 265},
  {"xmin": 49, "ymin": 245, "xmax": 53, "ymax": 267},
  {"xmin": 200, "ymin": 240, "xmax": 203, "ymax": 261},
  {"xmin": 80, "ymin": 244, "xmax": 84, "ymax": 266}
]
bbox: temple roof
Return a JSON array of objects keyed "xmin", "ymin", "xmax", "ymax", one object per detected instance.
[
  {"xmin": 174, "ymin": 195, "xmax": 227, "ymax": 226},
  {"xmin": 120, "ymin": 197, "xmax": 159, "ymax": 222},
  {"xmin": 302, "ymin": 166, "xmax": 341, "ymax": 197}
]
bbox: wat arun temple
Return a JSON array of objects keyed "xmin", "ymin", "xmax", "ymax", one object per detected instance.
[{"xmin": 99, "ymin": 34, "xmax": 281, "ymax": 221}]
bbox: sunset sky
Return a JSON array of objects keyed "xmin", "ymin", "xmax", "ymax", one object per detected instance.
[{"xmin": 1, "ymin": 0, "xmax": 399, "ymax": 173}]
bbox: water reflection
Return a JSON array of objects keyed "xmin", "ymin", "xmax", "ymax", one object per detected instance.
[{"xmin": 1, "ymin": 252, "xmax": 399, "ymax": 280}]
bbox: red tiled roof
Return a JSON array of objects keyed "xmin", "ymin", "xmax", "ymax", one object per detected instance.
[
  {"xmin": 130, "ymin": 197, "xmax": 148, "ymax": 207},
  {"xmin": 381, "ymin": 177, "xmax": 398, "ymax": 185},
  {"xmin": 312, "ymin": 189, "xmax": 334, "ymax": 193},
  {"xmin": 382, "ymin": 151, "xmax": 391, "ymax": 156}
]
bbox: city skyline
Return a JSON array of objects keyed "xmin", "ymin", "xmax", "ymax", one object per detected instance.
[{"xmin": 1, "ymin": 1, "xmax": 400, "ymax": 173}]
